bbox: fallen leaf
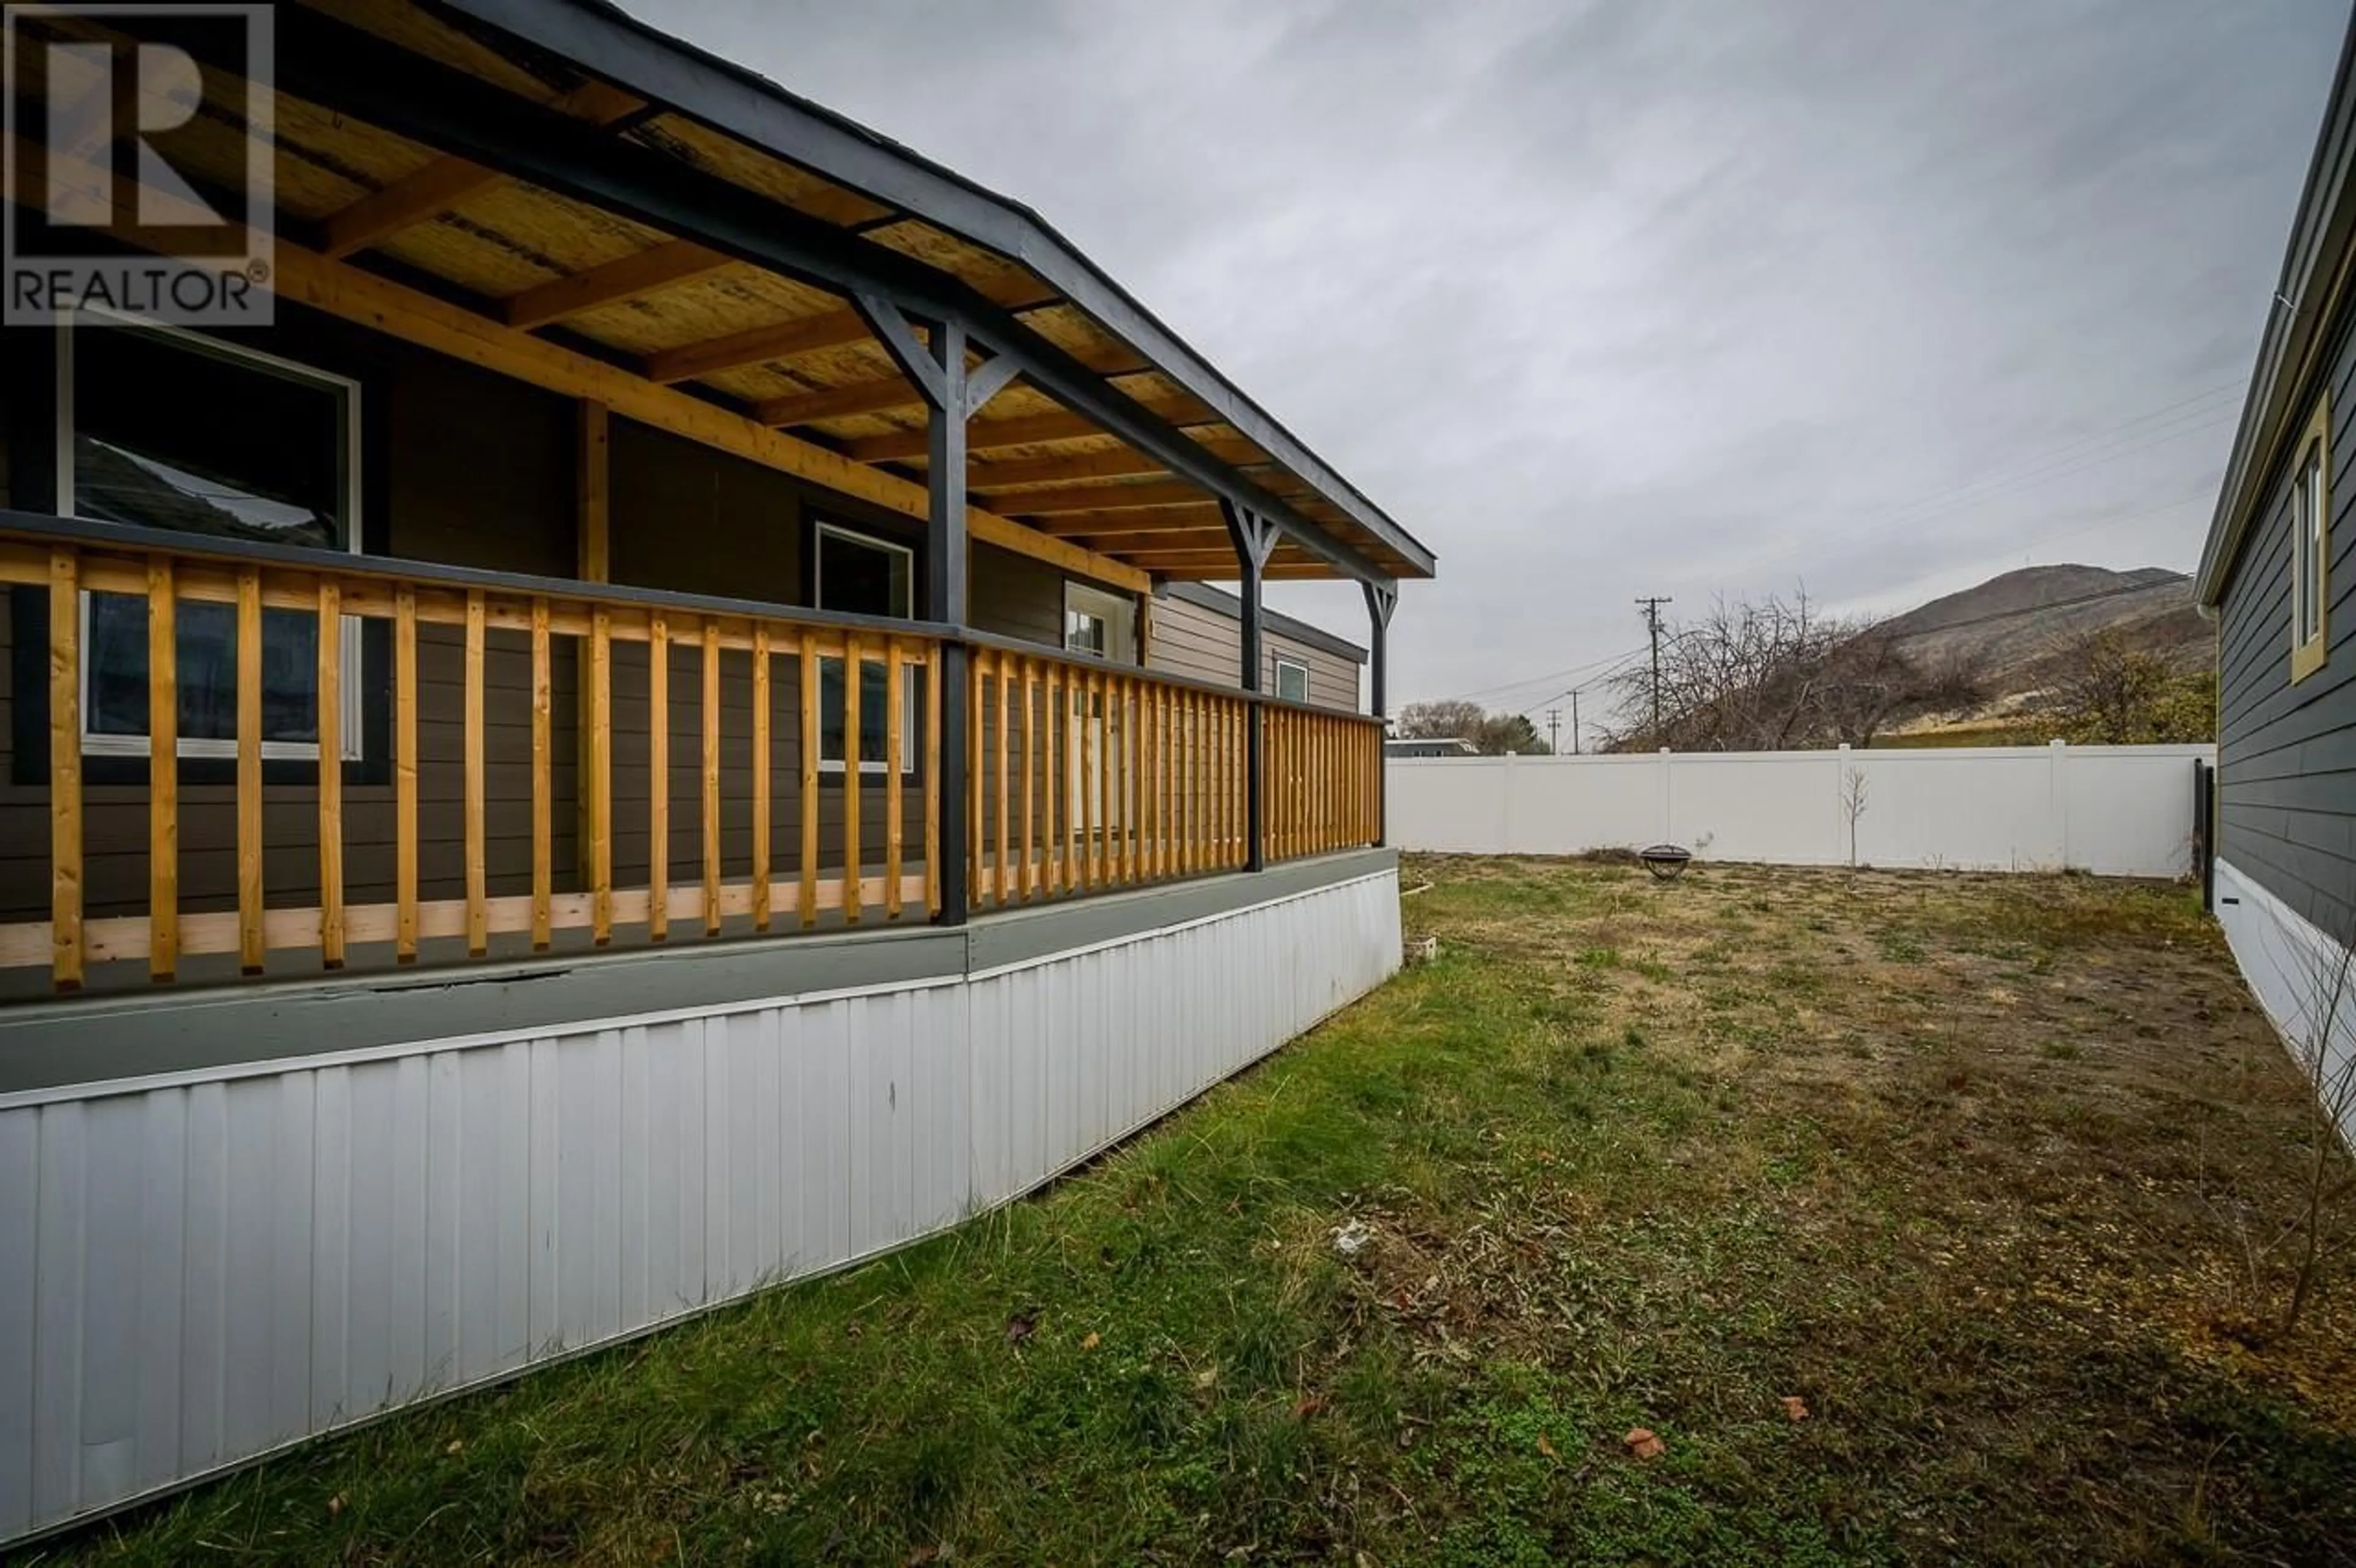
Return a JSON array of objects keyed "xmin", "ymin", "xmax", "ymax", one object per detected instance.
[
  {"xmin": 1536, "ymin": 1434, "xmax": 1558, "ymax": 1458},
  {"xmin": 445, "ymin": 1439, "xmax": 464, "ymax": 1456},
  {"xmin": 1004, "ymin": 1312, "xmax": 1036, "ymax": 1347},
  {"xmin": 1195, "ymin": 1367, "xmax": 1219, "ymax": 1389},
  {"xmin": 1780, "ymin": 1396, "xmax": 1810, "ymax": 1422},
  {"xmin": 1294, "ymin": 1394, "xmax": 1328, "ymax": 1419},
  {"xmin": 1624, "ymin": 1428, "xmax": 1665, "ymax": 1461},
  {"xmin": 326, "ymin": 1493, "xmax": 345, "ymax": 1518},
  {"xmin": 1080, "ymin": 1331, "xmax": 1101, "ymax": 1351}
]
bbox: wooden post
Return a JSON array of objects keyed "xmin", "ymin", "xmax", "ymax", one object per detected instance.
[
  {"xmin": 752, "ymin": 625, "xmax": 771, "ymax": 931},
  {"xmin": 531, "ymin": 596, "xmax": 552, "ymax": 951},
  {"xmin": 886, "ymin": 639, "xmax": 904, "ymax": 920},
  {"xmin": 844, "ymin": 635, "xmax": 863, "ymax": 925},
  {"xmin": 147, "ymin": 557, "xmax": 177, "ymax": 982},
  {"xmin": 925, "ymin": 645, "xmax": 942, "ymax": 915},
  {"xmin": 318, "ymin": 580, "xmax": 346, "ymax": 968},
  {"xmin": 701, "ymin": 618, "xmax": 721, "ymax": 937},
  {"xmin": 588, "ymin": 605, "xmax": 612, "ymax": 945},
  {"xmin": 799, "ymin": 631, "xmax": 819, "ymax": 928},
  {"xmin": 396, "ymin": 586, "xmax": 419, "ymax": 961},
  {"xmin": 993, "ymin": 647, "xmax": 1010, "ymax": 909},
  {"xmin": 236, "ymin": 566, "xmax": 264, "ymax": 974},
  {"xmin": 50, "ymin": 550, "xmax": 82, "ymax": 991},
  {"xmin": 464, "ymin": 590, "xmax": 487, "ymax": 956},
  {"xmin": 649, "ymin": 610, "xmax": 669, "ymax": 942}
]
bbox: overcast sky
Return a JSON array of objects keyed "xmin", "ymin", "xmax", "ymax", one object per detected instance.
[{"xmin": 632, "ymin": 0, "xmax": 2346, "ymax": 734}]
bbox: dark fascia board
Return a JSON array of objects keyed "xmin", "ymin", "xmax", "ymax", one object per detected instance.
[
  {"xmin": 419, "ymin": 0, "xmax": 1436, "ymax": 582},
  {"xmin": 2198, "ymin": 13, "xmax": 2356, "ymax": 606},
  {"xmin": 1157, "ymin": 580, "xmax": 1366, "ymax": 664}
]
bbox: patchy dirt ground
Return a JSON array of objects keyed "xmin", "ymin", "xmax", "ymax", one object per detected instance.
[{"xmin": 42, "ymin": 856, "xmax": 2356, "ymax": 1567}]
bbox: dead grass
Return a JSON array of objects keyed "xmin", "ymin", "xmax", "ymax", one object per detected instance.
[{"xmin": 36, "ymin": 856, "xmax": 2356, "ymax": 1566}]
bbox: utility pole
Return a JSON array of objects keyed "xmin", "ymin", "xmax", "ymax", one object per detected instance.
[
  {"xmin": 1545, "ymin": 708, "xmax": 1561, "ymax": 755},
  {"xmin": 1570, "ymin": 688, "xmax": 1582, "ymax": 755},
  {"xmin": 1635, "ymin": 596, "xmax": 1673, "ymax": 739}
]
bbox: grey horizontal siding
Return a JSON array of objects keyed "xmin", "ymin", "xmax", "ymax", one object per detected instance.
[
  {"xmin": 2217, "ymin": 290, "xmax": 2356, "ymax": 939},
  {"xmin": 1146, "ymin": 593, "xmax": 1360, "ymax": 711}
]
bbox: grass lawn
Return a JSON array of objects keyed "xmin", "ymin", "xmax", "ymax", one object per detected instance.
[{"xmin": 34, "ymin": 856, "xmax": 2356, "ymax": 1566}]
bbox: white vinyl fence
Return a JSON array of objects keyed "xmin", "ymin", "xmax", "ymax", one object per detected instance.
[{"xmin": 1388, "ymin": 742, "xmax": 2212, "ymax": 878}]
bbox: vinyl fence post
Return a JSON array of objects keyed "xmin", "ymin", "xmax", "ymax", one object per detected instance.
[
  {"xmin": 2050, "ymin": 738, "xmax": 2069, "ymax": 872},
  {"xmin": 1658, "ymin": 746, "xmax": 1673, "ymax": 845}
]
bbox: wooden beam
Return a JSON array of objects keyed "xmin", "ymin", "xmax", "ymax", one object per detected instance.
[
  {"xmin": 970, "ymin": 439, "xmax": 1258, "ymax": 490},
  {"xmin": 986, "ymin": 481, "xmax": 1209, "ymax": 515},
  {"xmin": 254, "ymin": 236, "xmax": 1151, "ymax": 593},
  {"xmin": 754, "ymin": 374, "xmax": 926, "ymax": 427},
  {"xmin": 504, "ymin": 239, "xmax": 733, "ymax": 329},
  {"xmin": 849, "ymin": 403, "xmax": 1208, "ymax": 463},
  {"xmin": 1063, "ymin": 529, "xmax": 1234, "ymax": 555},
  {"xmin": 1030, "ymin": 504, "xmax": 1226, "ymax": 537},
  {"xmin": 641, "ymin": 307, "xmax": 875, "ymax": 384},
  {"xmin": 318, "ymin": 79, "xmax": 641, "ymax": 258}
]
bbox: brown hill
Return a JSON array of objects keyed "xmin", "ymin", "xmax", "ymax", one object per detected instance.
[{"xmin": 1881, "ymin": 564, "xmax": 2208, "ymax": 739}]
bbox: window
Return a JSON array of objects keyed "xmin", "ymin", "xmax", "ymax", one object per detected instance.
[
  {"xmin": 812, "ymin": 521, "xmax": 917, "ymax": 772},
  {"xmin": 60, "ymin": 315, "xmax": 363, "ymax": 760},
  {"xmin": 1064, "ymin": 582, "xmax": 1135, "ymax": 661},
  {"xmin": 2292, "ymin": 396, "xmax": 2331, "ymax": 683},
  {"xmin": 1274, "ymin": 656, "xmax": 1310, "ymax": 704}
]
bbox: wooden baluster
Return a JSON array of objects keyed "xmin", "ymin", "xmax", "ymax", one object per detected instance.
[
  {"xmin": 1125, "ymin": 680, "xmax": 1141, "ymax": 884},
  {"xmin": 845, "ymin": 635, "xmax": 863, "ymax": 925},
  {"xmin": 1042, "ymin": 663, "xmax": 1059, "ymax": 896},
  {"xmin": 885, "ymin": 639, "xmax": 904, "ymax": 920},
  {"xmin": 702, "ymin": 618, "xmax": 722, "ymax": 937},
  {"xmin": 318, "ymin": 581, "xmax": 346, "ymax": 967},
  {"xmin": 588, "ymin": 605, "xmax": 612, "ymax": 946},
  {"xmin": 1018, "ymin": 656, "xmax": 1035, "ymax": 902},
  {"xmin": 1060, "ymin": 664, "xmax": 1075, "ymax": 891},
  {"xmin": 464, "ymin": 590, "xmax": 488, "ymax": 956},
  {"xmin": 752, "ymin": 626, "xmax": 771, "ymax": 931},
  {"xmin": 648, "ymin": 609, "xmax": 669, "ymax": 943},
  {"xmin": 799, "ymin": 631, "xmax": 820, "ymax": 929},
  {"xmin": 993, "ymin": 647, "xmax": 1010, "ymax": 909},
  {"xmin": 236, "ymin": 566, "xmax": 264, "ymax": 974},
  {"xmin": 49, "ymin": 550, "xmax": 83, "ymax": 991},
  {"xmin": 147, "ymin": 558, "xmax": 177, "ymax": 982},
  {"xmin": 925, "ymin": 644, "xmax": 942, "ymax": 916},
  {"xmin": 397, "ymin": 586, "xmax": 420, "ymax": 961},
  {"xmin": 530, "ymin": 596, "xmax": 552, "ymax": 951},
  {"xmin": 1142, "ymin": 679, "xmax": 1157, "ymax": 882},
  {"xmin": 968, "ymin": 649, "xmax": 985, "ymax": 906}
]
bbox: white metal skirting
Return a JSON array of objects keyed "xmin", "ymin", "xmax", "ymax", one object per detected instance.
[
  {"xmin": 2212, "ymin": 859, "xmax": 2356, "ymax": 1148},
  {"xmin": 0, "ymin": 867, "xmax": 1403, "ymax": 1543}
]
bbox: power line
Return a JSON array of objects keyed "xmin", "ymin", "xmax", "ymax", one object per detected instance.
[
  {"xmin": 1636, "ymin": 596, "xmax": 1673, "ymax": 736},
  {"xmin": 1426, "ymin": 642, "xmax": 1651, "ymax": 707}
]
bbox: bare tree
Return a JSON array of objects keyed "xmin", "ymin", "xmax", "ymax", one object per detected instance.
[
  {"xmin": 1841, "ymin": 767, "xmax": 1869, "ymax": 869},
  {"xmin": 1596, "ymin": 592, "xmax": 1981, "ymax": 752}
]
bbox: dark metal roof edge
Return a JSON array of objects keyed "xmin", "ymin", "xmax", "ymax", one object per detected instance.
[
  {"xmin": 426, "ymin": 0, "xmax": 1436, "ymax": 578},
  {"xmin": 1157, "ymin": 580, "xmax": 1367, "ymax": 663},
  {"xmin": 2198, "ymin": 9, "xmax": 2356, "ymax": 605}
]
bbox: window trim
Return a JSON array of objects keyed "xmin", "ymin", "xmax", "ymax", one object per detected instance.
[
  {"xmin": 809, "ymin": 519, "xmax": 918, "ymax": 775},
  {"xmin": 2292, "ymin": 393, "xmax": 2331, "ymax": 685},
  {"xmin": 1273, "ymin": 655, "xmax": 1311, "ymax": 704},
  {"xmin": 57, "ymin": 310, "xmax": 366, "ymax": 761},
  {"xmin": 1063, "ymin": 580, "xmax": 1136, "ymax": 663}
]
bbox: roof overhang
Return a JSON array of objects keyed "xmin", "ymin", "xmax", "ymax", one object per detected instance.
[
  {"xmin": 2198, "ymin": 15, "xmax": 2356, "ymax": 608},
  {"xmin": 423, "ymin": 0, "xmax": 1436, "ymax": 583}
]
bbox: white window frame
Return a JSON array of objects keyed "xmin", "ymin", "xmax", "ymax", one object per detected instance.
[
  {"xmin": 1273, "ymin": 655, "xmax": 1311, "ymax": 704},
  {"xmin": 58, "ymin": 310, "xmax": 366, "ymax": 761},
  {"xmin": 1063, "ymin": 581, "xmax": 1135, "ymax": 663},
  {"xmin": 810, "ymin": 520, "xmax": 918, "ymax": 775},
  {"xmin": 2292, "ymin": 394, "xmax": 2331, "ymax": 685}
]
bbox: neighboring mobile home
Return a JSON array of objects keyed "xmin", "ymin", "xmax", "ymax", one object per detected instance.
[
  {"xmin": 2198, "ymin": 13, "xmax": 2356, "ymax": 1139},
  {"xmin": 0, "ymin": 0, "xmax": 1433, "ymax": 1540}
]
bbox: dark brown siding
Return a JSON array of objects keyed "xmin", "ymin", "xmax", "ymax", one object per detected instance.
[
  {"xmin": 2218, "ymin": 302, "xmax": 2356, "ymax": 938},
  {"xmin": 0, "ymin": 315, "xmax": 1093, "ymax": 927}
]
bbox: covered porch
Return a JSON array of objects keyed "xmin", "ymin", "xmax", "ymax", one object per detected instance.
[{"xmin": 0, "ymin": 0, "xmax": 1431, "ymax": 998}]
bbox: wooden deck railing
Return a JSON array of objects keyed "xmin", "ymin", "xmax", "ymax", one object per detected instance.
[
  {"xmin": 967, "ymin": 643, "xmax": 1252, "ymax": 910},
  {"xmin": 0, "ymin": 517, "xmax": 1384, "ymax": 993},
  {"xmin": 1265, "ymin": 701, "xmax": 1385, "ymax": 862},
  {"xmin": 1, "ymin": 523, "xmax": 941, "ymax": 990}
]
